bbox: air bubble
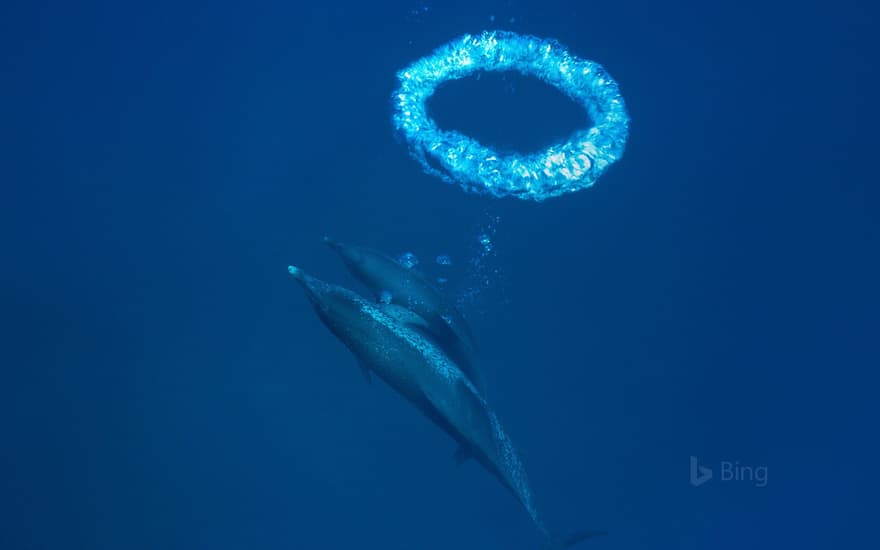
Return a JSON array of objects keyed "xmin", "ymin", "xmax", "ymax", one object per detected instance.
[{"xmin": 397, "ymin": 252, "xmax": 419, "ymax": 269}]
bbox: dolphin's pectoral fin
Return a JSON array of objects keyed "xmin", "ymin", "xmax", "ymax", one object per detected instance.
[
  {"xmin": 357, "ymin": 360, "xmax": 372, "ymax": 384},
  {"xmin": 453, "ymin": 444, "xmax": 473, "ymax": 466}
]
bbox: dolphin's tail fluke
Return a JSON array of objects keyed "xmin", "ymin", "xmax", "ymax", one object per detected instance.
[{"xmin": 541, "ymin": 530, "xmax": 607, "ymax": 549}]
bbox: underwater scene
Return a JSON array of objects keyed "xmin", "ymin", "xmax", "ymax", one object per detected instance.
[{"xmin": 1, "ymin": 1, "xmax": 876, "ymax": 549}]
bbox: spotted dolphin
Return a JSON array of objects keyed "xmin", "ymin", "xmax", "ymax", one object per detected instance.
[
  {"xmin": 288, "ymin": 265, "xmax": 602, "ymax": 548},
  {"xmin": 322, "ymin": 237, "xmax": 484, "ymax": 392}
]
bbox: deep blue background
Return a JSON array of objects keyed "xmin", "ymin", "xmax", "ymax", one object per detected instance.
[{"xmin": 1, "ymin": 1, "xmax": 877, "ymax": 548}]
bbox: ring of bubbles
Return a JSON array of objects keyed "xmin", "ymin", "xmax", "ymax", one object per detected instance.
[{"xmin": 392, "ymin": 31, "xmax": 630, "ymax": 201}]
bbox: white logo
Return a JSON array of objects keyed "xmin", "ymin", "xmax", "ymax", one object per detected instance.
[
  {"xmin": 690, "ymin": 456, "xmax": 768, "ymax": 487},
  {"xmin": 690, "ymin": 456, "xmax": 713, "ymax": 487}
]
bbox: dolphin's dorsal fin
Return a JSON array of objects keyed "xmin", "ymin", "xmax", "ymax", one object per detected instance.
[{"xmin": 378, "ymin": 303, "xmax": 431, "ymax": 331}]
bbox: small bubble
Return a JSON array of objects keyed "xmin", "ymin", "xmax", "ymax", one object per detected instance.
[
  {"xmin": 379, "ymin": 290, "xmax": 393, "ymax": 304},
  {"xmin": 477, "ymin": 234, "xmax": 493, "ymax": 253},
  {"xmin": 397, "ymin": 252, "xmax": 419, "ymax": 269},
  {"xmin": 435, "ymin": 254, "xmax": 452, "ymax": 266},
  {"xmin": 405, "ymin": 3, "xmax": 431, "ymax": 23},
  {"xmin": 436, "ymin": 276, "xmax": 448, "ymax": 285}
]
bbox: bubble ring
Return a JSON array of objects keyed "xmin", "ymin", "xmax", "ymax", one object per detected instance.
[{"xmin": 392, "ymin": 31, "xmax": 630, "ymax": 201}]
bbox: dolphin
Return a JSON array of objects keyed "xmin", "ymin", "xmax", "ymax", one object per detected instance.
[
  {"xmin": 288, "ymin": 265, "xmax": 603, "ymax": 548},
  {"xmin": 322, "ymin": 237, "xmax": 484, "ymax": 392}
]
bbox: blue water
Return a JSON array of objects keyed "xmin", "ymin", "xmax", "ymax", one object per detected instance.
[{"xmin": 1, "ymin": 1, "xmax": 877, "ymax": 549}]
